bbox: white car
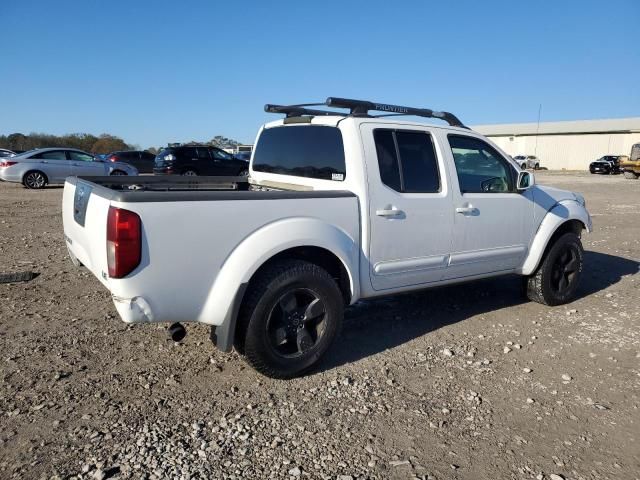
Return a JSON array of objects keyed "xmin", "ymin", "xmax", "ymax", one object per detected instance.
[
  {"xmin": 513, "ymin": 155, "xmax": 541, "ymax": 170},
  {"xmin": 62, "ymin": 97, "xmax": 591, "ymax": 378},
  {"xmin": 0, "ymin": 148, "xmax": 138, "ymax": 189}
]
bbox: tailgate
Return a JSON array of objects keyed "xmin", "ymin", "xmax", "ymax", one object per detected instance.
[{"xmin": 62, "ymin": 178, "xmax": 111, "ymax": 287}]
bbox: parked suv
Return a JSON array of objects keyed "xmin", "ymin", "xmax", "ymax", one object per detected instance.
[
  {"xmin": 589, "ymin": 155, "xmax": 621, "ymax": 175},
  {"xmin": 513, "ymin": 155, "xmax": 541, "ymax": 170},
  {"xmin": 153, "ymin": 145, "xmax": 249, "ymax": 176},
  {"xmin": 107, "ymin": 151, "xmax": 156, "ymax": 174}
]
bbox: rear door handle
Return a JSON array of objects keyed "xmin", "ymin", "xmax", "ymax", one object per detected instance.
[
  {"xmin": 376, "ymin": 207, "xmax": 404, "ymax": 218},
  {"xmin": 456, "ymin": 206, "xmax": 479, "ymax": 215}
]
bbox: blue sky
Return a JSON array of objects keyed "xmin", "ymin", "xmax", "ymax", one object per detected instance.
[{"xmin": 1, "ymin": 0, "xmax": 638, "ymax": 148}]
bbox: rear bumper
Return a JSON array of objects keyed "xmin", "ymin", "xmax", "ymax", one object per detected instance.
[
  {"xmin": 110, "ymin": 284, "xmax": 246, "ymax": 353},
  {"xmin": 112, "ymin": 295, "xmax": 156, "ymax": 323},
  {"xmin": 0, "ymin": 170, "xmax": 21, "ymax": 182}
]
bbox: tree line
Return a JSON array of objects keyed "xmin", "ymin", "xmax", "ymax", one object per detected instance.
[
  {"xmin": 0, "ymin": 132, "xmax": 135, "ymax": 154},
  {"xmin": 0, "ymin": 132, "xmax": 243, "ymax": 154}
]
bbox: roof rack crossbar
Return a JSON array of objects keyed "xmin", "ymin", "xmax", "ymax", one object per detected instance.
[
  {"xmin": 264, "ymin": 104, "xmax": 338, "ymax": 118},
  {"xmin": 325, "ymin": 97, "xmax": 467, "ymax": 128},
  {"xmin": 264, "ymin": 97, "xmax": 467, "ymax": 128}
]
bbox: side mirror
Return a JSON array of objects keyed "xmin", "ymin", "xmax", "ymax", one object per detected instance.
[{"xmin": 517, "ymin": 170, "xmax": 535, "ymax": 191}]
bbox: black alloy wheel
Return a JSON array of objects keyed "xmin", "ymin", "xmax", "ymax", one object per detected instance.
[
  {"xmin": 525, "ymin": 232, "xmax": 584, "ymax": 306},
  {"xmin": 550, "ymin": 247, "xmax": 579, "ymax": 296},
  {"xmin": 266, "ymin": 288, "xmax": 327, "ymax": 358}
]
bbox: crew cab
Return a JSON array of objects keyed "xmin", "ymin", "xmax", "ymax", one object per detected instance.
[{"xmin": 62, "ymin": 97, "xmax": 592, "ymax": 378}]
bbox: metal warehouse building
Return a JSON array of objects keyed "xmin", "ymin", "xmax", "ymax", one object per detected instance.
[{"xmin": 473, "ymin": 117, "xmax": 640, "ymax": 170}]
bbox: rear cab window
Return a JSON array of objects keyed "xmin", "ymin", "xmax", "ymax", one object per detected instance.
[{"xmin": 252, "ymin": 125, "xmax": 346, "ymax": 181}]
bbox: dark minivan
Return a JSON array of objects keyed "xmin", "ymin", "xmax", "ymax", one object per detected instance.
[
  {"xmin": 108, "ymin": 151, "xmax": 157, "ymax": 173},
  {"xmin": 153, "ymin": 145, "xmax": 249, "ymax": 176}
]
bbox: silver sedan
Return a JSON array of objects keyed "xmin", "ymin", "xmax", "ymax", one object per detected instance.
[{"xmin": 0, "ymin": 148, "xmax": 138, "ymax": 189}]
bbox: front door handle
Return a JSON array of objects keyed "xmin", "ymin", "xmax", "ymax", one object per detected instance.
[
  {"xmin": 456, "ymin": 206, "xmax": 479, "ymax": 215},
  {"xmin": 376, "ymin": 206, "xmax": 404, "ymax": 218}
]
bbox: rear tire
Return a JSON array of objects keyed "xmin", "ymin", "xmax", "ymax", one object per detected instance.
[
  {"xmin": 525, "ymin": 232, "xmax": 584, "ymax": 306},
  {"xmin": 534, "ymin": 163, "xmax": 540, "ymax": 170},
  {"xmin": 236, "ymin": 259, "xmax": 343, "ymax": 379},
  {"xmin": 23, "ymin": 171, "xmax": 47, "ymax": 189},
  {"xmin": 182, "ymin": 170, "xmax": 198, "ymax": 176},
  {"xmin": 110, "ymin": 170, "xmax": 127, "ymax": 176},
  {"xmin": 623, "ymin": 171, "xmax": 639, "ymax": 179}
]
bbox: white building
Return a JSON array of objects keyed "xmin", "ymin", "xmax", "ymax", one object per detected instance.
[{"xmin": 473, "ymin": 117, "xmax": 640, "ymax": 170}]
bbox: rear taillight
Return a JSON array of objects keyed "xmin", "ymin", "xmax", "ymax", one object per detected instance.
[
  {"xmin": 0, "ymin": 161, "xmax": 17, "ymax": 167},
  {"xmin": 107, "ymin": 206, "xmax": 141, "ymax": 278},
  {"xmin": 108, "ymin": 155, "xmax": 117, "ymax": 162}
]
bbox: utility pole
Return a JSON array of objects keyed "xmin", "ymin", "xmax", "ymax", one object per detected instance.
[{"xmin": 534, "ymin": 103, "xmax": 542, "ymax": 157}]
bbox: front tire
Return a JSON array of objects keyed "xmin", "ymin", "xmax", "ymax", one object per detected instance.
[
  {"xmin": 525, "ymin": 232, "xmax": 584, "ymax": 306},
  {"xmin": 182, "ymin": 170, "xmax": 198, "ymax": 176},
  {"xmin": 236, "ymin": 259, "xmax": 343, "ymax": 379},
  {"xmin": 110, "ymin": 170, "xmax": 127, "ymax": 176},
  {"xmin": 23, "ymin": 171, "xmax": 47, "ymax": 189}
]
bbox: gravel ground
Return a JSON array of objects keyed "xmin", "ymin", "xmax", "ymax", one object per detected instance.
[{"xmin": 0, "ymin": 172, "xmax": 639, "ymax": 480}]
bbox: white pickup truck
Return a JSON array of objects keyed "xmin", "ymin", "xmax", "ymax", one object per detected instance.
[{"xmin": 62, "ymin": 97, "xmax": 592, "ymax": 378}]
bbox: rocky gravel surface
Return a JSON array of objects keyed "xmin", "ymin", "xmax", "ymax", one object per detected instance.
[{"xmin": 0, "ymin": 172, "xmax": 639, "ymax": 479}]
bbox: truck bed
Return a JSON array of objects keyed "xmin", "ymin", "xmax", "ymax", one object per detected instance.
[
  {"xmin": 65, "ymin": 175, "xmax": 354, "ymax": 202},
  {"xmin": 62, "ymin": 175, "xmax": 360, "ymax": 328}
]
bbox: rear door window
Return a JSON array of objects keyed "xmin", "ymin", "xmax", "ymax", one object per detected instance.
[
  {"xmin": 196, "ymin": 147, "xmax": 211, "ymax": 159},
  {"xmin": 32, "ymin": 150, "xmax": 67, "ymax": 160},
  {"xmin": 253, "ymin": 126, "xmax": 346, "ymax": 181},
  {"xmin": 373, "ymin": 129, "xmax": 440, "ymax": 193}
]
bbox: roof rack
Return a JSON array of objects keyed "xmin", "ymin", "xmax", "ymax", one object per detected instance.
[{"xmin": 264, "ymin": 97, "xmax": 468, "ymax": 129}]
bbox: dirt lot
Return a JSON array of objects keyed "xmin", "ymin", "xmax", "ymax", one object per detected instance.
[{"xmin": 0, "ymin": 172, "xmax": 638, "ymax": 480}]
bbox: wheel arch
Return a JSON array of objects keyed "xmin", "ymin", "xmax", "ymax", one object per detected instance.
[
  {"xmin": 520, "ymin": 202, "xmax": 591, "ymax": 276},
  {"xmin": 248, "ymin": 245, "xmax": 353, "ymax": 305},
  {"xmin": 22, "ymin": 169, "xmax": 49, "ymax": 187},
  {"xmin": 197, "ymin": 217, "xmax": 359, "ymax": 329}
]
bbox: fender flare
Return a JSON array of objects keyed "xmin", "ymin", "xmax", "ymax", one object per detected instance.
[
  {"xmin": 519, "ymin": 200, "xmax": 592, "ymax": 275},
  {"xmin": 197, "ymin": 216, "xmax": 359, "ymax": 329}
]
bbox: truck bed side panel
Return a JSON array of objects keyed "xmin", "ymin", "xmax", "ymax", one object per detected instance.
[{"xmin": 63, "ymin": 179, "xmax": 360, "ymax": 326}]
